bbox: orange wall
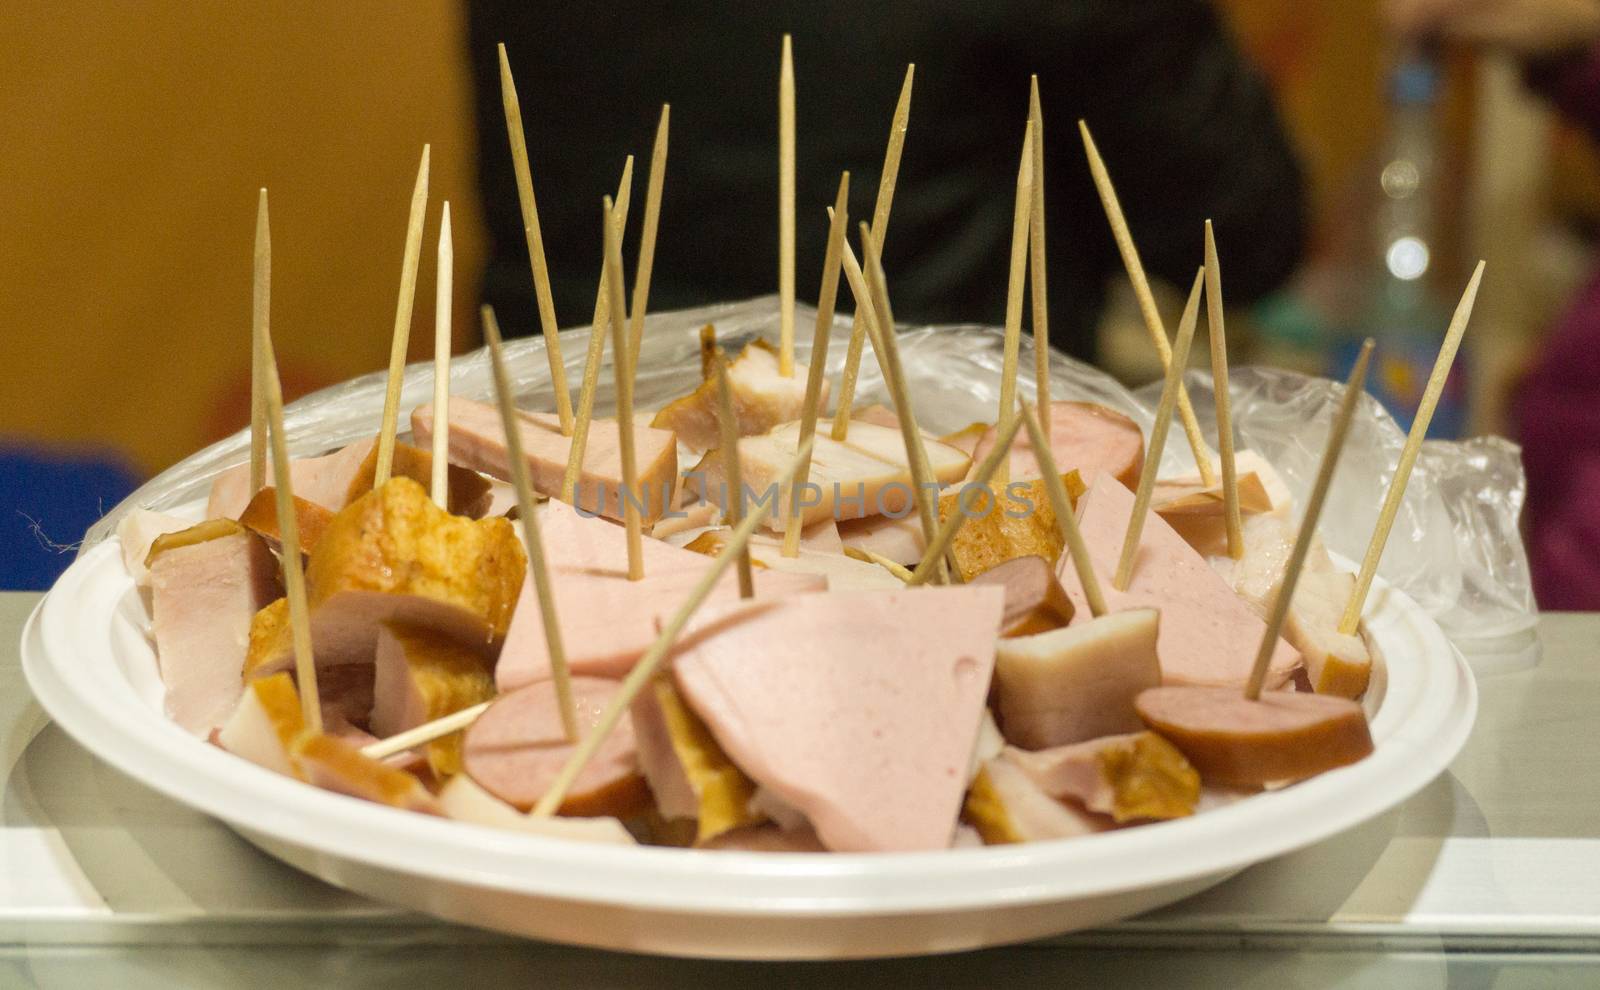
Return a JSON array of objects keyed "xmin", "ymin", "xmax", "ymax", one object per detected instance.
[{"xmin": 0, "ymin": 2, "xmax": 487, "ymax": 474}]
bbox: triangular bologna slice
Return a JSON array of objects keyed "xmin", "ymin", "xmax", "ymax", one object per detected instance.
[
  {"xmin": 1056, "ymin": 474, "xmax": 1300, "ymax": 690},
  {"xmin": 670, "ymin": 586, "xmax": 1005, "ymax": 852}
]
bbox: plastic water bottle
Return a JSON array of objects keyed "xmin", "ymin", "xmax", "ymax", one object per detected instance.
[{"xmin": 1333, "ymin": 54, "xmax": 1468, "ymax": 438}]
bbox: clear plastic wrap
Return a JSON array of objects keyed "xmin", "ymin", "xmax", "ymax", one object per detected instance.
[{"xmin": 83, "ymin": 296, "xmax": 1534, "ymax": 651}]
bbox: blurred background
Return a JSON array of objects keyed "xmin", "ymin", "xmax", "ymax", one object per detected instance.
[{"xmin": 3, "ymin": 0, "xmax": 1597, "ymax": 599}]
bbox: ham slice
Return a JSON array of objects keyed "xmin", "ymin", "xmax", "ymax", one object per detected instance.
[
  {"xmin": 688, "ymin": 420, "xmax": 971, "ymax": 530},
  {"xmin": 1135, "ymin": 686, "xmax": 1374, "ymax": 789},
  {"xmin": 413, "ymin": 397, "xmax": 678, "ymax": 524},
  {"xmin": 150, "ymin": 522, "xmax": 281, "ymax": 735},
  {"xmin": 236, "ymin": 489, "xmax": 335, "ymax": 557},
  {"xmin": 630, "ymin": 678, "xmax": 762, "ymax": 841},
  {"xmin": 992, "ymin": 609, "xmax": 1162, "ymax": 749},
  {"xmin": 117, "ymin": 508, "xmax": 191, "ymax": 586},
  {"xmin": 1057, "ymin": 474, "xmax": 1301, "ymax": 690},
  {"xmin": 436, "ymin": 774, "xmax": 635, "ymax": 844},
  {"xmin": 218, "ymin": 672, "xmax": 306, "ymax": 778},
  {"xmin": 651, "ymin": 339, "xmax": 819, "ymax": 452},
  {"xmin": 671, "ymin": 587, "xmax": 1005, "ymax": 852},
  {"xmin": 697, "ymin": 825, "xmax": 827, "ymax": 852},
  {"xmin": 970, "ymin": 555, "xmax": 1075, "ymax": 637},
  {"xmin": 245, "ymin": 477, "xmax": 525, "ymax": 680},
  {"xmin": 294, "ymin": 732, "xmax": 441, "ymax": 814},
  {"xmin": 462, "ymin": 676, "xmax": 651, "ymax": 816},
  {"xmin": 1223, "ymin": 515, "xmax": 1371, "ymax": 699},
  {"xmin": 371, "ymin": 623, "xmax": 495, "ymax": 777},
  {"xmin": 967, "ymin": 401, "xmax": 1143, "ymax": 488},
  {"xmin": 206, "ymin": 438, "xmax": 375, "ymax": 520},
  {"xmin": 1000, "ymin": 732, "xmax": 1200, "ymax": 822},
  {"xmin": 495, "ymin": 499, "xmax": 827, "ymax": 691},
  {"xmin": 837, "ymin": 513, "xmax": 924, "ymax": 565},
  {"xmin": 964, "ymin": 758, "xmax": 1114, "ymax": 844}
]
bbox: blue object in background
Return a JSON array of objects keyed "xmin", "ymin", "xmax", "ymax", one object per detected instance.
[{"xmin": 1, "ymin": 445, "xmax": 142, "ymax": 591}]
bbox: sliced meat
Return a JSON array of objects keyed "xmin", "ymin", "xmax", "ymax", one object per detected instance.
[
  {"xmin": 462, "ymin": 676, "xmax": 650, "ymax": 817},
  {"xmin": 245, "ymin": 477, "xmax": 526, "ymax": 680},
  {"xmin": 371, "ymin": 623, "xmax": 495, "ymax": 777},
  {"xmin": 967, "ymin": 401, "xmax": 1143, "ymax": 489},
  {"xmin": 837, "ymin": 513, "xmax": 924, "ymax": 565},
  {"xmin": 970, "ymin": 555, "xmax": 1075, "ymax": 637},
  {"xmin": 218, "ymin": 672, "xmax": 306, "ymax": 779},
  {"xmin": 1058, "ymin": 474, "xmax": 1301, "ymax": 690},
  {"xmin": 1135, "ymin": 686, "xmax": 1374, "ymax": 789},
  {"xmin": 938, "ymin": 472, "xmax": 1085, "ymax": 581},
  {"xmin": 341, "ymin": 439, "xmax": 494, "ymax": 518},
  {"xmin": 964, "ymin": 758, "xmax": 1114, "ymax": 844},
  {"xmin": 150, "ymin": 522, "xmax": 281, "ymax": 735},
  {"xmin": 205, "ymin": 437, "xmax": 375, "ymax": 520},
  {"xmin": 630, "ymin": 678, "xmax": 762, "ymax": 841},
  {"xmin": 993, "ymin": 608, "xmax": 1161, "ymax": 749},
  {"xmin": 688, "ymin": 420, "xmax": 970, "ymax": 530},
  {"xmin": 415, "ymin": 397, "xmax": 678, "ymax": 524},
  {"xmin": 436, "ymin": 774, "xmax": 636, "ymax": 844},
  {"xmin": 684, "ymin": 527, "xmax": 899, "ymax": 591},
  {"xmin": 117, "ymin": 508, "xmax": 191, "ymax": 586},
  {"xmin": 236, "ymin": 489, "xmax": 335, "ymax": 557},
  {"xmin": 651, "ymin": 339, "xmax": 820, "ymax": 452},
  {"xmin": 670, "ymin": 587, "xmax": 1005, "ymax": 852},
  {"xmin": 697, "ymin": 825, "xmax": 827, "ymax": 852},
  {"xmin": 495, "ymin": 499, "xmax": 826, "ymax": 691},
  {"xmin": 1001, "ymin": 732, "xmax": 1199, "ymax": 822},
  {"xmin": 294, "ymin": 732, "xmax": 441, "ymax": 814}
]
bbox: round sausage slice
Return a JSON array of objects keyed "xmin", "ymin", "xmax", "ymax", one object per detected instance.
[
  {"xmin": 1134, "ymin": 686, "xmax": 1373, "ymax": 789},
  {"xmin": 463, "ymin": 676, "xmax": 650, "ymax": 817},
  {"xmin": 969, "ymin": 401, "xmax": 1144, "ymax": 489}
]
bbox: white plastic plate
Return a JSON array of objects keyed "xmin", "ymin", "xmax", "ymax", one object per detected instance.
[{"xmin": 22, "ymin": 536, "xmax": 1475, "ymax": 959}]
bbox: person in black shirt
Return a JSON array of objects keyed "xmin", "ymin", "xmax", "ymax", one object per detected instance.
[{"xmin": 467, "ymin": 2, "xmax": 1305, "ymax": 362}]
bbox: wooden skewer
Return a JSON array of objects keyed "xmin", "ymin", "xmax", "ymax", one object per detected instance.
[
  {"xmin": 561, "ymin": 158, "xmax": 636, "ymax": 505},
  {"xmin": 1079, "ymin": 120, "xmax": 1215, "ymax": 486},
  {"xmin": 853, "ymin": 220, "xmax": 953, "ymax": 582},
  {"xmin": 361, "ymin": 701, "xmax": 491, "ymax": 761},
  {"xmin": 373, "ymin": 144, "xmax": 431, "ymax": 488},
  {"xmin": 906, "ymin": 410, "xmax": 1024, "ymax": 586},
  {"xmin": 602, "ymin": 196, "xmax": 644, "ymax": 580},
  {"xmin": 778, "ymin": 34, "xmax": 797, "ymax": 378},
  {"xmin": 482, "ymin": 305, "xmax": 579, "ymax": 741},
  {"xmin": 1023, "ymin": 401, "xmax": 1107, "ymax": 617},
  {"xmin": 713, "ymin": 352, "xmax": 755, "ymax": 598},
  {"xmin": 431, "ymin": 201, "xmax": 453, "ymax": 508},
  {"xmin": 842, "ymin": 545, "xmax": 915, "ymax": 583},
  {"xmin": 1247, "ymin": 340, "xmax": 1375, "ymax": 700},
  {"xmin": 261, "ymin": 336, "xmax": 321, "ymax": 734},
  {"xmin": 250, "ymin": 189, "xmax": 270, "ymax": 495},
  {"xmin": 1114, "ymin": 266, "xmax": 1205, "ymax": 591},
  {"xmin": 627, "ymin": 105, "xmax": 670, "ymax": 371},
  {"xmin": 532, "ymin": 438, "xmax": 816, "ymax": 817},
  {"xmin": 498, "ymin": 43, "xmax": 573, "ymax": 434},
  {"xmin": 997, "ymin": 120, "xmax": 1035, "ymax": 489},
  {"xmin": 782, "ymin": 172, "xmax": 850, "ymax": 558},
  {"xmin": 831, "ymin": 63, "xmax": 914, "ymax": 441},
  {"xmin": 1340, "ymin": 260, "xmax": 1485, "ymax": 634},
  {"xmin": 1204, "ymin": 220, "xmax": 1243, "ymax": 559},
  {"xmin": 1029, "ymin": 77, "xmax": 1051, "ymax": 444}
]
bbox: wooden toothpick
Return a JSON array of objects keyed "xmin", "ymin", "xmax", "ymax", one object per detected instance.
[
  {"xmin": 261, "ymin": 335, "xmax": 321, "ymax": 735},
  {"xmin": 1114, "ymin": 266, "xmax": 1205, "ymax": 591},
  {"xmin": 1029, "ymin": 78, "xmax": 1051, "ymax": 443},
  {"xmin": 361, "ymin": 700, "xmax": 492, "ymax": 761},
  {"xmin": 1080, "ymin": 120, "xmax": 1215, "ymax": 486},
  {"xmin": 498, "ymin": 43, "xmax": 573, "ymax": 434},
  {"xmin": 628, "ymin": 105, "xmax": 670, "ymax": 371},
  {"xmin": 1247, "ymin": 340, "xmax": 1375, "ymax": 700},
  {"xmin": 373, "ymin": 144, "xmax": 430, "ymax": 488},
  {"xmin": 713, "ymin": 352, "xmax": 755, "ymax": 598},
  {"xmin": 1023, "ymin": 401, "xmax": 1106, "ymax": 617},
  {"xmin": 250, "ymin": 189, "xmax": 270, "ymax": 495},
  {"xmin": 1340, "ymin": 261, "xmax": 1485, "ymax": 634},
  {"xmin": 431, "ymin": 201, "xmax": 453, "ymax": 508},
  {"xmin": 906, "ymin": 410, "xmax": 1024, "ymax": 586},
  {"xmin": 997, "ymin": 120, "xmax": 1035, "ymax": 489},
  {"xmin": 778, "ymin": 34, "xmax": 797, "ymax": 378},
  {"xmin": 832, "ymin": 64, "xmax": 913, "ymax": 442},
  {"xmin": 602, "ymin": 196, "xmax": 644, "ymax": 580},
  {"xmin": 561, "ymin": 158, "xmax": 635, "ymax": 506},
  {"xmin": 532, "ymin": 438, "xmax": 816, "ymax": 817},
  {"xmin": 1205, "ymin": 220, "xmax": 1243, "ymax": 559},
  {"xmin": 782, "ymin": 172, "xmax": 850, "ymax": 557},
  {"xmin": 482, "ymin": 305, "xmax": 579, "ymax": 742}
]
